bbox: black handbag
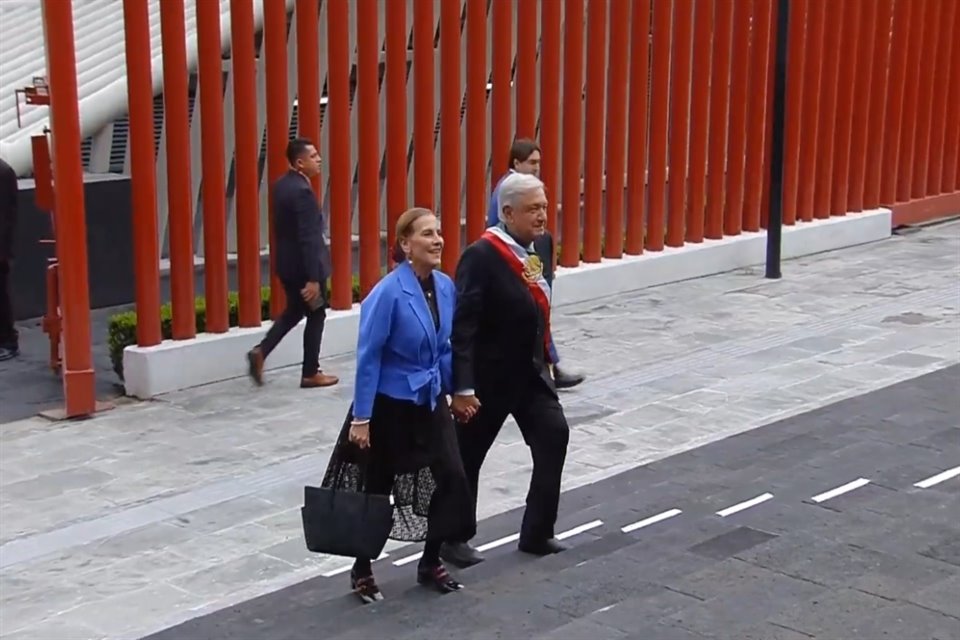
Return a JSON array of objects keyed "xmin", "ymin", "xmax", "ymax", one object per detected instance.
[{"xmin": 301, "ymin": 483, "xmax": 394, "ymax": 559}]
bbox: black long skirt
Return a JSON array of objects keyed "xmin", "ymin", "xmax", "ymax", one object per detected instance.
[{"xmin": 321, "ymin": 393, "xmax": 476, "ymax": 544}]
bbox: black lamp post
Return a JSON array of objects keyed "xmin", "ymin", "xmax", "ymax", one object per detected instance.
[{"xmin": 765, "ymin": 0, "xmax": 791, "ymax": 279}]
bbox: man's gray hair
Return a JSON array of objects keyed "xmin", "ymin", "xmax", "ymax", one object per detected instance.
[{"xmin": 497, "ymin": 172, "xmax": 545, "ymax": 223}]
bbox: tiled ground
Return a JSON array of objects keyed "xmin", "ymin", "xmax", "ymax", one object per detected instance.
[{"xmin": 0, "ymin": 220, "xmax": 958, "ymax": 639}]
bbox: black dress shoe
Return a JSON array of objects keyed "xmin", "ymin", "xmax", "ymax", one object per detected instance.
[
  {"xmin": 518, "ymin": 537, "xmax": 569, "ymax": 556},
  {"xmin": 553, "ymin": 366, "xmax": 585, "ymax": 389},
  {"xmin": 439, "ymin": 542, "xmax": 485, "ymax": 568},
  {"xmin": 417, "ymin": 563, "xmax": 464, "ymax": 593}
]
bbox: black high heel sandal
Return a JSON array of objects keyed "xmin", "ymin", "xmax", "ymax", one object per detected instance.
[
  {"xmin": 350, "ymin": 568, "xmax": 384, "ymax": 604},
  {"xmin": 417, "ymin": 563, "xmax": 464, "ymax": 593}
]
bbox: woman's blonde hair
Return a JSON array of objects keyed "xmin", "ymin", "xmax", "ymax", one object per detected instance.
[{"xmin": 392, "ymin": 207, "xmax": 435, "ymax": 264}]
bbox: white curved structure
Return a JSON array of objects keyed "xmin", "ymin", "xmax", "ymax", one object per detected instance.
[{"xmin": 0, "ymin": 0, "xmax": 277, "ymax": 177}]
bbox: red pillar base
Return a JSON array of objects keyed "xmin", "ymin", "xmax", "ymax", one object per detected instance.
[
  {"xmin": 59, "ymin": 367, "xmax": 98, "ymax": 419},
  {"xmin": 889, "ymin": 191, "xmax": 960, "ymax": 227}
]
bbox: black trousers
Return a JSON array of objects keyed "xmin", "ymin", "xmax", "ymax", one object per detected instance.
[
  {"xmin": 258, "ymin": 280, "xmax": 326, "ymax": 378},
  {"xmin": 454, "ymin": 371, "xmax": 570, "ymax": 544},
  {"xmin": 0, "ymin": 261, "xmax": 16, "ymax": 348}
]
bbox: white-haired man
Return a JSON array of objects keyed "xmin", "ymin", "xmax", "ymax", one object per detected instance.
[{"xmin": 441, "ymin": 172, "xmax": 571, "ymax": 568}]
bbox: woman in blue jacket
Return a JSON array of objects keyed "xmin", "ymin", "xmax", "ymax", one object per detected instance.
[{"xmin": 322, "ymin": 207, "xmax": 476, "ymax": 604}]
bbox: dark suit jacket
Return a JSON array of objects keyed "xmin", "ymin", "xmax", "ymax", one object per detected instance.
[
  {"xmin": 533, "ymin": 232, "xmax": 555, "ymax": 287},
  {"xmin": 451, "ymin": 238, "xmax": 556, "ymax": 401},
  {"xmin": 272, "ymin": 170, "xmax": 330, "ymax": 288},
  {"xmin": 0, "ymin": 158, "xmax": 17, "ymax": 262}
]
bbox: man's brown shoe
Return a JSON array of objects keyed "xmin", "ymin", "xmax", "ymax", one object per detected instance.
[
  {"xmin": 301, "ymin": 372, "xmax": 339, "ymax": 388},
  {"xmin": 247, "ymin": 348, "xmax": 265, "ymax": 386}
]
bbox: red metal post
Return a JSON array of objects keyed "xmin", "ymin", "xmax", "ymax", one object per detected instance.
[
  {"xmin": 686, "ymin": 0, "xmax": 714, "ymax": 243},
  {"xmin": 928, "ymin": 0, "xmax": 956, "ymax": 196},
  {"xmin": 723, "ymin": 0, "xmax": 751, "ymax": 235},
  {"xmin": 625, "ymin": 0, "xmax": 651, "ymax": 254},
  {"xmin": 705, "ymin": 0, "xmax": 734, "ymax": 238},
  {"xmin": 582, "ymin": 0, "xmax": 607, "ymax": 263},
  {"xmin": 742, "ymin": 0, "xmax": 772, "ymax": 231},
  {"xmin": 159, "ymin": 0, "xmax": 196, "ymax": 338},
  {"xmin": 465, "ymin": 0, "xmax": 488, "ymax": 242},
  {"xmin": 122, "ymin": 0, "xmax": 161, "ymax": 345},
  {"xmin": 516, "ymin": 0, "xmax": 538, "ymax": 139},
  {"xmin": 385, "ymin": 0, "xmax": 408, "ymax": 250},
  {"xmin": 813, "ymin": 0, "xmax": 842, "ymax": 217},
  {"xmin": 911, "ymin": 0, "xmax": 940, "ymax": 199},
  {"xmin": 540, "ymin": 0, "xmax": 561, "ymax": 239},
  {"xmin": 667, "ymin": 0, "xmax": 694, "ymax": 246},
  {"xmin": 327, "ymin": 0, "xmax": 352, "ymax": 309},
  {"xmin": 796, "ymin": 0, "xmax": 825, "ymax": 221},
  {"xmin": 863, "ymin": 0, "xmax": 892, "ymax": 209},
  {"xmin": 440, "ymin": 0, "xmax": 461, "ymax": 276},
  {"xmin": 560, "ymin": 0, "xmax": 585, "ymax": 267},
  {"xmin": 491, "ymin": 0, "xmax": 513, "ymax": 183},
  {"xmin": 783, "ymin": 0, "xmax": 809, "ymax": 225},
  {"xmin": 264, "ymin": 0, "xmax": 288, "ymax": 317},
  {"xmin": 943, "ymin": 2, "xmax": 960, "ymax": 192},
  {"xmin": 895, "ymin": 0, "xmax": 925, "ymax": 203},
  {"xmin": 647, "ymin": 0, "xmax": 672, "ymax": 250},
  {"xmin": 847, "ymin": 0, "xmax": 877, "ymax": 213},
  {"xmin": 297, "ymin": 0, "xmax": 321, "ymax": 196},
  {"xmin": 197, "ymin": 0, "xmax": 228, "ymax": 333},
  {"xmin": 603, "ymin": 0, "xmax": 630, "ymax": 258},
  {"xmin": 881, "ymin": 0, "xmax": 912, "ymax": 204},
  {"xmin": 230, "ymin": 0, "xmax": 261, "ymax": 327},
  {"xmin": 829, "ymin": 0, "xmax": 861, "ymax": 216},
  {"xmin": 357, "ymin": 0, "xmax": 380, "ymax": 295},
  {"xmin": 413, "ymin": 0, "xmax": 435, "ymax": 209},
  {"xmin": 41, "ymin": 0, "xmax": 95, "ymax": 416}
]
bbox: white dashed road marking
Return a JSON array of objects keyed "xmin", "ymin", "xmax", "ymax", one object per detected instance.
[
  {"xmin": 621, "ymin": 508, "xmax": 683, "ymax": 533},
  {"xmin": 914, "ymin": 465, "xmax": 960, "ymax": 489},
  {"xmin": 392, "ymin": 551, "xmax": 423, "ymax": 567},
  {"xmin": 557, "ymin": 519, "xmax": 604, "ymax": 540},
  {"xmin": 716, "ymin": 493, "xmax": 774, "ymax": 517},
  {"xmin": 321, "ymin": 465, "xmax": 957, "ymax": 579},
  {"xmin": 811, "ymin": 477, "xmax": 871, "ymax": 503},
  {"xmin": 477, "ymin": 532, "xmax": 521, "ymax": 552}
]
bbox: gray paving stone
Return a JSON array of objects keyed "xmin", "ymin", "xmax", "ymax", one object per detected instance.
[{"xmin": 3, "ymin": 222, "xmax": 960, "ymax": 640}]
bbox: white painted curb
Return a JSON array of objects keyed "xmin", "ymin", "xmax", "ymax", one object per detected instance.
[{"xmin": 123, "ymin": 209, "xmax": 892, "ymax": 399}]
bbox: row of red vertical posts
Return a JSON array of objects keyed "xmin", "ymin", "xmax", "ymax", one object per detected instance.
[
  {"xmin": 779, "ymin": 0, "xmax": 960, "ymax": 224},
  {"xmin": 115, "ymin": 0, "xmax": 960, "ymax": 353}
]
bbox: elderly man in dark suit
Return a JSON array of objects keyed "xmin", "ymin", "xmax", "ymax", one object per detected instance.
[
  {"xmin": 487, "ymin": 139, "xmax": 585, "ymax": 389},
  {"xmin": 441, "ymin": 172, "xmax": 572, "ymax": 568},
  {"xmin": 0, "ymin": 157, "xmax": 18, "ymax": 361},
  {"xmin": 247, "ymin": 138, "xmax": 338, "ymax": 389}
]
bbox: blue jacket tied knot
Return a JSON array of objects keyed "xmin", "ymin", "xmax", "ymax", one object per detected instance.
[{"xmin": 352, "ymin": 262, "xmax": 456, "ymax": 421}]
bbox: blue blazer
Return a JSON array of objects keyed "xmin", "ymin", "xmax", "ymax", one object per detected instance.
[{"xmin": 352, "ymin": 262, "xmax": 456, "ymax": 420}]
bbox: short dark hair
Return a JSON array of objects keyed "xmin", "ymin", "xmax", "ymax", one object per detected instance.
[
  {"xmin": 508, "ymin": 138, "xmax": 540, "ymax": 170},
  {"xmin": 286, "ymin": 137, "xmax": 315, "ymax": 165}
]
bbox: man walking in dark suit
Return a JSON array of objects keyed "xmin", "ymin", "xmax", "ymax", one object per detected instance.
[
  {"xmin": 0, "ymin": 157, "xmax": 19, "ymax": 362},
  {"xmin": 441, "ymin": 172, "xmax": 571, "ymax": 568},
  {"xmin": 487, "ymin": 139, "xmax": 585, "ymax": 389},
  {"xmin": 247, "ymin": 138, "xmax": 338, "ymax": 389}
]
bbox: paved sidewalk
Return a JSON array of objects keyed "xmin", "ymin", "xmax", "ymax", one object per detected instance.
[{"xmin": 0, "ymin": 220, "xmax": 958, "ymax": 639}]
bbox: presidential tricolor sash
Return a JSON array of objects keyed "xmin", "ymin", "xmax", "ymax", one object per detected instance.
[{"xmin": 482, "ymin": 226, "xmax": 554, "ymax": 364}]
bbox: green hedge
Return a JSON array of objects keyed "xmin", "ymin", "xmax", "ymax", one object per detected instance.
[{"xmin": 108, "ymin": 277, "xmax": 362, "ymax": 380}]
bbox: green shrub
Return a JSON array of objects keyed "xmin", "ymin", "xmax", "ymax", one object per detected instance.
[{"xmin": 108, "ymin": 277, "xmax": 362, "ymax": 380}]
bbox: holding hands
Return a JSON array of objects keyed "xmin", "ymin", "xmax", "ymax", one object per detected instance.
[{"xmin": 450, "ymin": 394, "xmax": 481, "ymax": 423}]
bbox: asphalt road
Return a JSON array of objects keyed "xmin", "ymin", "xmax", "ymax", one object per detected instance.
[{"xmin": 144, "ymin": 365, "xmax": 960, "ymax": 640}]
